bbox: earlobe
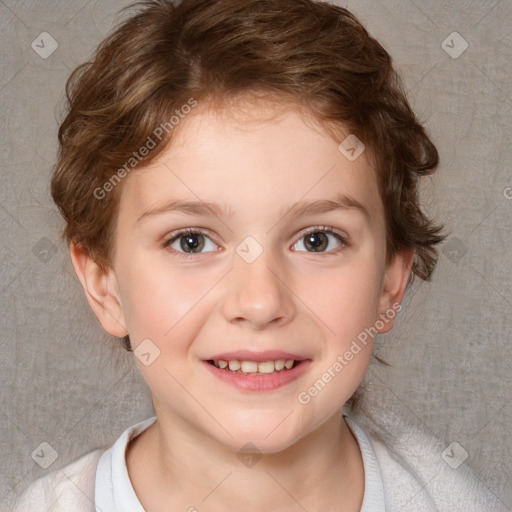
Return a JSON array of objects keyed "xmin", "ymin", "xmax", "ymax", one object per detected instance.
[
  {"xmin": 376, "ymin": 249, "xmax": 414, "ymax": 334},
  {"xmin": 69, "ymin": 242, "xmax": 128, "ymax": 337}
]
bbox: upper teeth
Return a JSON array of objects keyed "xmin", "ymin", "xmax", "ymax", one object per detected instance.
[{"xmin": 213, "ymin": 359, "xmax": 295, "ymax": 373}]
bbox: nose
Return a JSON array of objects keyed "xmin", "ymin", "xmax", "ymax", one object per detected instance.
[{"xmin": 221, "ymin": 249, "xmax": 296, "ymax": 330}]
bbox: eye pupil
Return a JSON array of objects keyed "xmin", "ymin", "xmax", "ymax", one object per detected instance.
[
  {"xmin": 180, "ymin": 233, "xmax": 204, "ymax": 253},
  {"xmin": 305, "ymin": 232, "xmax": 328, "ymax": 252}
]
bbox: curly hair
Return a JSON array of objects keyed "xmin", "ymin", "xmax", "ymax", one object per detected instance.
[{"xmin": 51, "ymin": 0, "xmax": 446, "ymax": 350}]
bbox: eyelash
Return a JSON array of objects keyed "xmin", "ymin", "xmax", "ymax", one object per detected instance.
[{"xmin": 162, "ymin": 226, "xmax": 349, "ymax": 259}]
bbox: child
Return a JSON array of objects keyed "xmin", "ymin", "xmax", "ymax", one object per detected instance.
[{"xmin": 14, "ymin": 0, "xmax": 507, "ymax": 510}]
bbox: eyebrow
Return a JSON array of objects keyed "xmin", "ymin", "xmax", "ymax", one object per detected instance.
[
  {"xmin": 136, "ymin": 193, "xmax": 371, "ymax": 226},
  {"xmin": 136, "ymin": 199, "xmax": 233, "ymax": 224},
  {"xmin": 278, "ymin": 193, "xmax": 372, "ymax": 226}
]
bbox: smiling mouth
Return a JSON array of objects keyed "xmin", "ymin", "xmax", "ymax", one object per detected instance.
[{"xmin": 207, "ymin": 359, "xmax": 300, "ymax": 375}]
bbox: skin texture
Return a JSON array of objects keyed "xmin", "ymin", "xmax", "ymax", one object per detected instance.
[{"xmin": 70, "ymin": 99, "xmax": 413, "ymax": 511}]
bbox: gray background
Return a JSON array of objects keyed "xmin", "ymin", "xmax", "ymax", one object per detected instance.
[{"xmin": 1, "ymin": 0, "xmax": 511, "ymax": 510}]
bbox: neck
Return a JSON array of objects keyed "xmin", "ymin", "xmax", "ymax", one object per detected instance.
[{"xmin": 127, "ymin": 406, "xmax": 364, "ymax": 512}]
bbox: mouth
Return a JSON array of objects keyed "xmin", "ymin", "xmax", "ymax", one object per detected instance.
[
  {"xmin": 206, "ymin": 358, "xmax": 300, "ymax": 375},
  {"xmin": 202, "ymin": 351, "xmax": 311, "ymax": 392}
]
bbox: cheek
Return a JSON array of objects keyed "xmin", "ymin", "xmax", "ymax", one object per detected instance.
[
  {"xmin": 118, "ymin": 261, "xmax": 217, "ymax": 397},
  {"xmin": 293, "ymin": 260, "xmax": 382, "ymax": 349},
  {"xmin": 293, "ymin": 266, "xmax": 379, "ymax": 414},
  {"xmin": 117, "ymin": 258, "xmax": 219, "ymax": 346}
]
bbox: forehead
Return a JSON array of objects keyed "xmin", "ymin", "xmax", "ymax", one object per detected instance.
[{"xmin": 118, "ymin": 100, "xmax": 383, "ymax": 228}]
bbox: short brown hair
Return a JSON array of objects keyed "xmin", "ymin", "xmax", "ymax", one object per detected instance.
[{"xmin": 52, "ymin": 0, "xmax": 446, "ymax": 284}]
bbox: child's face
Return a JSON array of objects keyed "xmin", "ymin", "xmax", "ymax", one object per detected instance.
[{"xmin": 82, "ymin": 99, "xmax": 411, "ymax": 451}]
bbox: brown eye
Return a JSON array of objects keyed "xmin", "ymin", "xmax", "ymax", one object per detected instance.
[
  {"xmin": 180, "ymin": 233, "xmax": 205, "ymax": 253},
  {"xmin": 304, "ymin": 232, "xmax": 328, "ymax": 252},
  {"xmin": 292, "ymin": 229, "xmax": 346, "ymax": 253},
  {"xmin": 165, "ymin": 230, "xmax": 218, "ymax": 255}
]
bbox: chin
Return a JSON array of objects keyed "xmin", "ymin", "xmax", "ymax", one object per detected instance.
[{"xmin": 210, "ymin": 414, "xmax": 309, "ymax": 455}]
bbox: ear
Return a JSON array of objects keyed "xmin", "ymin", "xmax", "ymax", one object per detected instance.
[
  {"xmin": 376, "ymin": 249, "xmax": 414, "ymax": 334},
  {"xmin": 69, "ymin": 242, "xmax": 128, "ymax": 337}
]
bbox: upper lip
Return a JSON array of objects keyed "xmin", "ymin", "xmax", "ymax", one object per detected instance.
[{"xmin": 205, "ymin": 350, "xmax": 308, "ymax": 362}]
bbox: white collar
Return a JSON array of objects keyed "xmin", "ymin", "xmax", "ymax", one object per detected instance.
[
  {"xmin": 95, "ymin": 416, "xmax": 156, "ymax": 512},
  {"xmin": 344, "ymin": 415, "xmax": 386, "ymax": 511}
]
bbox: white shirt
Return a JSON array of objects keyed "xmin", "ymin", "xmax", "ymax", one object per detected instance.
[{"xmin": 13, "ymin": 413, "xmax": 507, "ymax": 512}]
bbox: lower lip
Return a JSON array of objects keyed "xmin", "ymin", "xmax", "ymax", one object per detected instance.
[{"xmin": 202, "ymin": 360, "xmax": 311, "ymax": 392}]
